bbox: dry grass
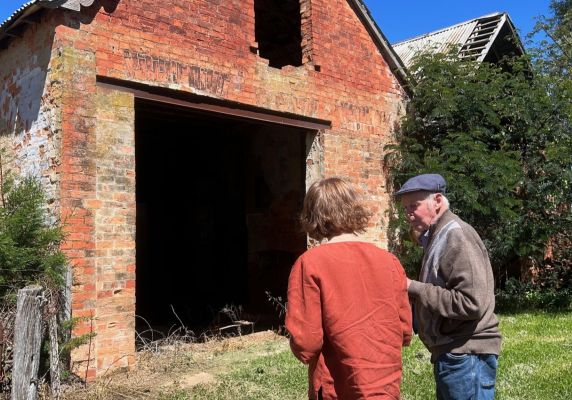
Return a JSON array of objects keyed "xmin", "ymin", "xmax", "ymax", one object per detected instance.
[{"xmin": 59, "ymin": 330, "xmax": 287, "ymax": 400}]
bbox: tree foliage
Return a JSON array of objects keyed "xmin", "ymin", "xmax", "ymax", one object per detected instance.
[
  {"xmin": 0, "ymin": 151, "xmax": 70, "ymax": 393},
  {"xmin": 386, "ymin": 1, "xmax": 572, "ymax": 288},
  {"xmin": 529, "ymin": 0, "xmax": 572, "ymax": 79},
  {"xmin": 0, "ymin": 153, "xmax": 66, "ymax": 300}
]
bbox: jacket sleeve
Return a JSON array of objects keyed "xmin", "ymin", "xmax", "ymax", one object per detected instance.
[
  {"xmin": 408, "ymin": 228, "xmax": 492, "ymax": 320},
  {"xmin": 392, "ymin": 255, "xmax": 413, "ymax": 346},
  {"xmin": 285, "ymin": 256, "xmax": 323, "ymax": 364}
]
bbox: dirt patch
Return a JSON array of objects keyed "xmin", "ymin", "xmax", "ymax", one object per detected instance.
[
  {"xmin": 179, "ymin": 372, "xmax": 215, "ymax": 388},
  {"xmin": 59, "ymin": 330, "xmax": 288, "ymax": 399}
]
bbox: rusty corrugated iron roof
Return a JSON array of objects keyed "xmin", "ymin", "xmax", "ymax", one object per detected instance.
[
  {"xmin": 0, "ymin": 0, "xmax": 94, "ymax": 37},
  {"xmin": 393, "ymin": 12, "xmax": 523, "ymax": 69}
]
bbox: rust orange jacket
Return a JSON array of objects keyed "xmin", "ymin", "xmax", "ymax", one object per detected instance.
[{"xmin": 286, "ymin": 241, "xmax": 412, "ymax": 400}]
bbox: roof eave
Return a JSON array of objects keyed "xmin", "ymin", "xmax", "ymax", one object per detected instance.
[{"xmin": 0, "ymin": 0, "xmax": 94, "ymax": 42}]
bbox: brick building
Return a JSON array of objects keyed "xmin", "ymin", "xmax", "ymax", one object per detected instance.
[{"xmin": 0, "ymin": 0, "xmax": 409, "ymax": 378}]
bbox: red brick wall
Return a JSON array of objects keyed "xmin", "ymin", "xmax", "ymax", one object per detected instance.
[
  {"xmin": 84, "ymin": 0, "xmax": 405, "ymax": 235},
  {"xmin": 57, "ymin": 35, "xmax": 100, "ymax": 379}
]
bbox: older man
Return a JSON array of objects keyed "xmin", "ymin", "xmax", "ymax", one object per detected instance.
[{"xmin": 395, "ymin": 173, "xmax": 501, "ymax": 400}]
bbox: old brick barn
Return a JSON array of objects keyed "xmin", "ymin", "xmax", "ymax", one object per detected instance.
[{"xmin": 0, "ymin": 0, "xmax": 409, "ymax": 378}]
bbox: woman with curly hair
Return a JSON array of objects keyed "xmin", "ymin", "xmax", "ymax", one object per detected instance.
[{"xmin": 286, "ymin": 177, "xmax": 412, "ymax": 400}]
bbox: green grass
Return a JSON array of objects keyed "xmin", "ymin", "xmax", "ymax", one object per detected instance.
[
  {"xmin": 496, "ymin": 312, "xmax": 572, "ymax": 400},
  {"xmin": 401, "ymin": 336, "xmax": 434, "ymax": 399},
  {"xmin": 189, "ymin": 351, "xmax": 307, "ymax": 400},
  {"xmin": 160, "ymin": 312, "xmax": 572, "ymax": 400}
]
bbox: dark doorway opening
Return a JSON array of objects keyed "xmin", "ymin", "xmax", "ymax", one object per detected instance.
[{"xmin": 135, "ymin": 98, "xmax": 311, "ymax": 337}]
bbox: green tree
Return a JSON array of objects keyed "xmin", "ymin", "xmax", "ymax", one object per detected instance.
[
  {"xmin": 0, "ymin": 169, "xmax": 66, "ymax": 299},
  {"xmin": 0, "ymin": 151, "xmax": 70, "ymax": 393},
  {"xmin": 526, "ymin": 0, "xmax": 572, "ymax": 289},
  {"xmin": 386, "ymin": 54, "xmax": 523, "ymax": 277},
  {"xmin": 529, "ymin": 0, "xmax": 572, "ymax": 79},
  {"xmin": 386, "ymin": 46, "xmax": 571, "ymax": 285}
]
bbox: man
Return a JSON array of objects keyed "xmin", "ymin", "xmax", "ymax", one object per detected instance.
[{"xmin": 395, "ymin": 173, "xmax": 501, "ymax": 400}]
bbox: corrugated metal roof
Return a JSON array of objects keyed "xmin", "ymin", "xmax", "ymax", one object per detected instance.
[
  {"xmin": 0, "ymin": 0, "xmax": 94, "ymax": 35},
  {"xmin": 0, "ymin": 1, "xmax": 39, "ymax": 31},
  {"xmin": 393, "ymin": 12, "xmax": 505, "ymax": 69}
]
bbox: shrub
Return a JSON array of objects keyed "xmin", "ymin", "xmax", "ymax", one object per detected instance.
[
  {"xmin": 0, "ymin": 151, "xmax": 68, "ymax": 393},
  {"xmin": 495, "ymin": 278, "xmax": 572, "ymax": 312},
  {"xmin": 0, "ymin": 175, "xmax": 66, "ymax": 299}
]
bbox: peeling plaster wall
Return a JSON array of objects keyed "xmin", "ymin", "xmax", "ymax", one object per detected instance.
[{"xmin": 0, "ymin": 13, "xmax": 61, "ymax": 213}]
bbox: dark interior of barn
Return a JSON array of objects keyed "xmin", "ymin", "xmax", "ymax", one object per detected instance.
[{"xmin": 135, "ymin": 98, "xmax": 310, "ymax": 338}]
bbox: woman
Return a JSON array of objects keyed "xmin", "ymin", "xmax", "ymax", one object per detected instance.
[{"xmin": 286, "ymin": 177, "xmax": 412, "ymax": 399}]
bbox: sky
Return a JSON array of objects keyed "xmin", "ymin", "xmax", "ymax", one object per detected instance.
[
  {"xmin": 0, "ymin": 0, "xmax": 553, "ymax": 47},
  {"xmin": 364, "ymin": 0, "xmax": 552, "ymax": 46}
]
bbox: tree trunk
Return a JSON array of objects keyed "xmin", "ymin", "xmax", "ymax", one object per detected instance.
[{"xmin": 11, "ymin": 285, "xmax": 45, "ymax": 400}]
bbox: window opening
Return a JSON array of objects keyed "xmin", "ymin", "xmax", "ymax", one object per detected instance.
[{"xmin": 254, "ymin": 0, "xmax": 303, "ymax": 68}]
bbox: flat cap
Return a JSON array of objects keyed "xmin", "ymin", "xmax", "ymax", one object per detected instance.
[{"xmin": 394, "ymin": 173, "xmax": 446, "ymax": 196}]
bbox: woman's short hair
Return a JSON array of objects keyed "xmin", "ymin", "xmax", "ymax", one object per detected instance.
[{"xmin": 300, "ymin": 177, "xmax": 371, "ymax": 241}]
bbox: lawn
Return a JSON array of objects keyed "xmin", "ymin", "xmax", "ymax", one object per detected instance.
[
  {"xmin": 61, "ymin": 312, "xmax": 572, "ymax": 399},
  {"xmin": 495, "ymin": 312, "xmax": 572, "ymax": 400},
  {"xmin": 400, "ymin": 311, "xmax": 572, "ymax": 399},
  {"xmin": 181, "ymin": 311, "xmax": 572, "ymax": 400}
]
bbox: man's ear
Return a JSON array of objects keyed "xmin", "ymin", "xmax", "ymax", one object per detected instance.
[{"xmin": 433, "ymin": 193, "xmax": 444, "ymax": 209}]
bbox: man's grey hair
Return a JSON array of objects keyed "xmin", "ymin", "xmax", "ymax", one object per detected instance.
[{"xmin": 426, "ymin": 192, "xmax": 450, "ymax": 208}]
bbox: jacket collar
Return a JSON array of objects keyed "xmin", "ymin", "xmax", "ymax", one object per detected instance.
[
  {"xmin": 326, "ymin": 233, "xmax": 363, "ymax": 244},
  {"xmin": 427, "ymin": 209, "xmax": 455, "ymax": 242}
]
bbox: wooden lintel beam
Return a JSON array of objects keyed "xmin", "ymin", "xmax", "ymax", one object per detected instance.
[
  {"xmin": 22, "ymin": 12, "xmax": 43, "ymax": 25},
  {"xmin": 5, "ymin": 23, "xmax": 26, "ymax": 38}
]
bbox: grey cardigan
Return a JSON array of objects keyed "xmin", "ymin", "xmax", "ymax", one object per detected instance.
[{"xmin": 408, "ymin": 210, "xmax": 501, "ymax": 361}]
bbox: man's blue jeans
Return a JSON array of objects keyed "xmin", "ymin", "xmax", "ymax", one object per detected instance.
[{"xmin": 434, "ymin": 353, "xmax": 498, "ymax": 400}]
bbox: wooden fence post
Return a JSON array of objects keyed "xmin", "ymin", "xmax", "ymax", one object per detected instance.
[
  {"xmin": 11, "ymin": 285, "xmax": 45, "ymax": 400},
  {"xmin": 48, "ymin": 312, "xmax": 60, "ymax": 400}
]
